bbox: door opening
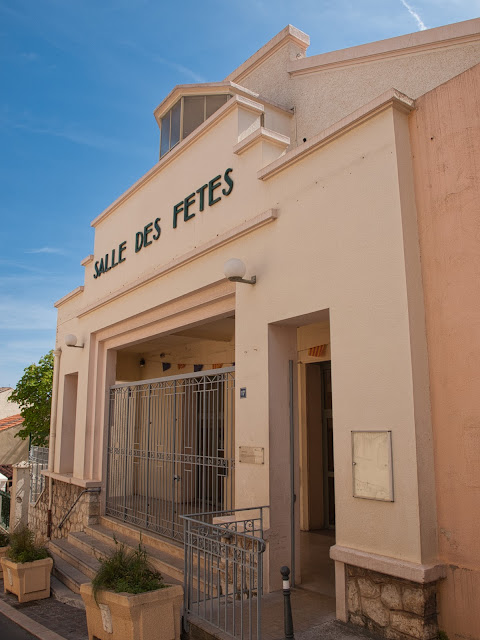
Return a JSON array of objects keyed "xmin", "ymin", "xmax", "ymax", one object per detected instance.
[{"xmin": 300, "ymin": 361, "xmax": 336, "ymax": 598}]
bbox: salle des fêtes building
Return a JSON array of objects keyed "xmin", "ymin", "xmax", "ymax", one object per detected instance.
[{"xmin": 35, "ymin": 18, "xmax": 480, "ymax": 640}]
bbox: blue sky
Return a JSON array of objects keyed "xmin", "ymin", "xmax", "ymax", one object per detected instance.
[{"xmin": 0, "ymin": 0, "xmax": 478, "ymax": 387}]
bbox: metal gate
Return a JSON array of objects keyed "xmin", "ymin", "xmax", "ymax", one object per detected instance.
[
  {"xmin": 105, "ymin": 367, "xmax": 235, "ymax": 542},
  {"xmin": 182, "ymin": 506, "xmax": 267, "ymax": 640}
]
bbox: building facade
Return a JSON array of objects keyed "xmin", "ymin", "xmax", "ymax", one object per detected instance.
[{"xmin": 42, "ymin": 19, "xmax": 480, "ymax": 640}]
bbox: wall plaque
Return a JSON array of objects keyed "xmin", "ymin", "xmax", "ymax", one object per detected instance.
[
  {"xmin": 352, "ymin": 430, "xmax": 394, "ymax": 501},
  {"xmin": 239, "ymin": 446, "xmax": 264, "ymax": 465}
]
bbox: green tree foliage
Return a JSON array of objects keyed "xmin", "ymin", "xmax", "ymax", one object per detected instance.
[{"xmin": 9, "ymin": 350, "xmax": 53, "ymax": 446}]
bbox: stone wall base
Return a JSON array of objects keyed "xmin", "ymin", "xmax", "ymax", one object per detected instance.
[
  {"xmin": 346, "ymin": 565, "xmax": 438, "ymax": 640},
  {"xmin": 28, "ymin": 479, "xmax": 100, "ymax": 542}
]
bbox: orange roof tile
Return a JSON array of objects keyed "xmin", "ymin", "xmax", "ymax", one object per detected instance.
[{"xmin": 0, "ymin": 414, "xmax": 23, "ymax": 432}]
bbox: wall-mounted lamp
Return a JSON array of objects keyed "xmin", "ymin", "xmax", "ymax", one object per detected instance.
[
  {"xmin": 223, "ymin": 258, "xmax": 256, "ymax": 285},
  {"xmin": 65, "ymin": 334, "xmax": 84, "ymax": 349},
  {"xmin": 139, "ymin": 358, "xmax": 146, "ymax": 368}
]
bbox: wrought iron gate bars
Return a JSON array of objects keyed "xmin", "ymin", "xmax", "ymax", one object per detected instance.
[
  {"xmin": 182, "ymin": 506, "xmax": 267, "ymax": 640},
  {"xmin": 29, "ymin": 445, "xmax": 49, "ymax": 504},
  {"xmin": 105, "ymin": 367, "xmax": 235, "ymax": 542}
]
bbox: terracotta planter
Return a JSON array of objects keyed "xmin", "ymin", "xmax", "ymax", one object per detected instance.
[
  {"xmin": 1, "ymin": 556, "xmax": 53, "ymax": 603},
  {"xmin": 80, "ymin": 582, "xmax": 183, "ymax": 640},
  {"xmin": 0, "ymin": 546, "xmax": 7, "ymax": 578}
]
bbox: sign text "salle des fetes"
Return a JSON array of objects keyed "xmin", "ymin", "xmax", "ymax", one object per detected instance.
[{"xmin": 93, "ymin": 168, "xmax": 234, "ymax": 279}]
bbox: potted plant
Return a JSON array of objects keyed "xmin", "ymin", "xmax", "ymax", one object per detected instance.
[
  {"xmin": 0, "ymin": 531, "xmax": 8, "ymax": 578},
  {"xmin": 1, "ymin": 526, "xmax": 53, "ymax": 603},
  {"xmin": 80, "ymin": 542, "xmax": 183, "ymax": 640}
]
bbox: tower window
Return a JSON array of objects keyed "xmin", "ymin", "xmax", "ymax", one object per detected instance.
[{"xmin": 160, "ymin": 94, "xmax": 230, "ymax": 158}]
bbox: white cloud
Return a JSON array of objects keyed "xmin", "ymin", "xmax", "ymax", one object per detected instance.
[
  {"xmin": 25, "ymin": 247, "xmax": 68, "ymax": 255},
  {"xmin": 400, "ymin": 0, "xmax": 427, "ymax": 30}
]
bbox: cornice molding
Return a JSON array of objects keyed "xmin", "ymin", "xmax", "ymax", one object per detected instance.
[
  {"xmin": 225, "ymin": 24, "xmax": 310, "ymax": 84},
  {"xmin": 91, "ymin": 95, "xmax": 289, "ymax": 229},
  {"xmin": 330, "ymin": 545, "xmax": 446, "ymax": 584},
  {"xmin": 54, "ymin": 285, "xmax": 84, "ymax": 309},
  {"xmin": 258, "ymin": 89, "xmax": 414, "ymax": 181},
  {"xmin": 234, "ymin": 127, "xmax": 290, "ymax": 156},
  {"xmin": 80, "ymin": 254, "xmax": 94, "ymax": 267},
  {"xmin": 79, "ymin": 208, "xmax": 278, "ymax": 318},
  {"xmin": 288, "ymin": 18, "xmax": 480, "ymax": 76}
]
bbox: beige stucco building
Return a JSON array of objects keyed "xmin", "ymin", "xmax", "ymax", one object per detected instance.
[{"xmin": 39, "ymin": 18, "xmax": 480, "ymax": 640}]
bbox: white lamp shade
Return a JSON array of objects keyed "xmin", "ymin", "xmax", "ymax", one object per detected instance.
[
  {"xmin": 65, "ymin": 334, "xmax": 78, "ymax": 347},
  {"xmin": 224, "ymin": 258, "xmax": 246, "ymax": 280}
]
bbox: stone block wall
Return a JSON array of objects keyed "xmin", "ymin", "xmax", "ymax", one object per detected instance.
[
  {"xmin": 346, "ymin": 565, "xmax": 438, "ymax": 640},
  {"xmin": 28, "ymin": 479, "xmax": 100, "ymax": 542}
]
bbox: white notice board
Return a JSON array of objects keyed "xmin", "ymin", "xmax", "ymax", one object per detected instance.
[{"xmin": 351, "ymin": 431, "xmax": 394, "ymax": 501}]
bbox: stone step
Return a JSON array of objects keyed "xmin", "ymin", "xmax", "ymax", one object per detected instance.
[
  {"xmin": 81, "ymin": 524, "xmax": 214, "ymax": 595},
  {"xmin": 97, "ymin": 516, "xmax": 184, "ymax": 561},
  {"xmin": 50, "ymin": 575, "xmax": 86, "ymax": 610},
  {"xmin": 50, "ymin": 551, "xmax": 91, "ymax": 595},
  {"xmin": 49, "ymin": 538, "xmax": 101, "ymax": 580},
  {"xmin": 80, "ymin": 525, "xmax": 184, "ymax": 585}
]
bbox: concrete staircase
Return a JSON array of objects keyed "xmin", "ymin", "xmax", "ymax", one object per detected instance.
[{"xmin": 48, "ymin": 516, "xmax": 185, "ymax": 609}]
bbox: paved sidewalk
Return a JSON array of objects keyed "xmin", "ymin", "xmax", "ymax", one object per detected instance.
[
  {"xmin": 0, "ymin": 579, "xmax": 87, "ymax": 640},
  {"xmin": 297, "ymin": 619, "xmax": 385, "ymax": 640}
]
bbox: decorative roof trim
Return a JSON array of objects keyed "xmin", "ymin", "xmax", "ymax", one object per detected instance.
[
  {"xmin": 80, "ymin": 254, "xmax": 94, "ymax": 267},
  {"xmin": 153, "ymin": 81, "xmax": 291, "ymax": 124},
  {"xmin": 91, "ymin": 95, "xmax": 288, "ymax": 229},
  {"xmin": 258, "ymin": 89, "xmax": 415, "ymax": 181},
  {"xmin": 288, "ymin": 18, "xmax": 480, "ymax": 76},
  {"xmin": 225, "ymin": 24, "xmax": 310, "ymax": 84},
  {"xmin": 234, "ymin": 127, "xmax": 290, "ymax": 155},
  {"xmin": 80, "ymin": 208, "xmax": 278, "ymax": 318},
  {"xmin": 54, "ymin": 285, "xmax": 84, "ymax": 308}
]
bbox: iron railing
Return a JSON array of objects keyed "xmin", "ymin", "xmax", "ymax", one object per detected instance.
[
  {"xmin": 182, "ymin": 506, "xmax": 267, "ymax": 640},
  {"xmin": 29, "ymin": 446, "xmax": 49, "ymax": 503},
  {"xmin": 0, "ymin": 489, "xmax": 10, "ymax": 531},
  {"xmin": 106, "ymin": 368, "xmax": 235, "ymax": 542}
]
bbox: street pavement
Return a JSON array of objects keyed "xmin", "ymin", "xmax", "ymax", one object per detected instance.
[{"xmin": 0, "ymin": 611, "xmax": 37, "ymax": 639}]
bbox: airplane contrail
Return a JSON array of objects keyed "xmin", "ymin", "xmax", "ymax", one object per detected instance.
[{"xmin": 400, "ymin": 0, "xmax": 427, "ymax": 31}]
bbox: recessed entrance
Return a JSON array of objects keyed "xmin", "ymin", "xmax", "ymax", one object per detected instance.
[
  {"xmin": 105, "ymin": 315, "xmax": 235, "ymax": 542},
  {"xmin": 300, "ymin": 360, "xmax": 336, "ymax": 597}
]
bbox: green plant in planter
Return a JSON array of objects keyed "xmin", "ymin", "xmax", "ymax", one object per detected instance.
[
  {"xmin": 92, "ymin": 541, "xmax": 166, "ymax": 601},
  {"xmin": 6, "ymin": 527, "xmax": 49, "ymax": 563},
  {"xmin": 0, "ymin": 531, "xmax": 9, "ymax": 547},
  {"xmin": 2, "ymin": 526, "xmax": 52, "ymax": 603}
]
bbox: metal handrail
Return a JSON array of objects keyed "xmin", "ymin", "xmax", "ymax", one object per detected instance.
[
  {"xmin": 58, "ymin": 487, "xmax": 101, "ymax": 530},
  {"xmin": 182, "ymin": 506, "xmax": 268, "ymax": 640}
]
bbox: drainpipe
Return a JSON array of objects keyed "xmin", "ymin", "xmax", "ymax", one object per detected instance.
[
  {"xmin": 289, "ymin": 359, "xmax": 296, "ymax": 587},
  {"xmin": 47, "ymin": 348, "xmax": 62, "ymax": 537}
]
